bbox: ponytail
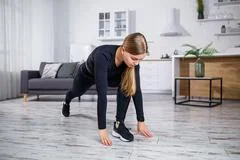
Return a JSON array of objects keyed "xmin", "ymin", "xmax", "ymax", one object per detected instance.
[{"xmin": 120, "ymin": 67, "xmax": 136, "ymax": 96}]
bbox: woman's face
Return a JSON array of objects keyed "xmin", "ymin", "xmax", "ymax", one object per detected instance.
[{"xmin": 122, "ymin": 49, "xmax": 146, "ymax": 68}]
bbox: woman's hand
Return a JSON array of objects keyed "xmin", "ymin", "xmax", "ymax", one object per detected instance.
[
  {"xmin": 137, "ymin": 122, "xmax": 153, "ymax": 138},
  {"xmin": 98, "ymin": 129, "xmax": 112, "ymax": 146}
]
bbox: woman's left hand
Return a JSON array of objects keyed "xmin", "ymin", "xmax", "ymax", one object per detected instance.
[{"xmin": 137, "ymin": 121, "xmax": 153, "ymax": 138}]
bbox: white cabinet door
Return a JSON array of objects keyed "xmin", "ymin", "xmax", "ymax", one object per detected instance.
[
  {"xmin": 113, "ymin": 11, "xmax": 128, "ymax": 38},
  {"xmin": 158, "ymin": 61, "xmax": 172, "ymax": 91},
  {"xmin": 140, "ymin": 61, "xmax": 160, "ymax": 92},
  {"xmin": 98, "ymin": 12, "xmax": 111, "ymax": 38},
  {"xmin": 140, "ymin": 60, "xmax": 172, "ymax": 93}
]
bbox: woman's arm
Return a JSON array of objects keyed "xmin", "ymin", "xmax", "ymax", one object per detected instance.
[
  {"xmin": 94, "ymin": 53, "xmax": 108, "ymax": 130},
  {"xmin": 132, "ymin": 65, "xmax": 153, "ymax": 137},
  {"xmin": 94, "ymin": 52, "xmax": 114, "ymax": 145},
  {"xmin": 132, "ymin": 65, "xmax": 145, "ymax": 122}
]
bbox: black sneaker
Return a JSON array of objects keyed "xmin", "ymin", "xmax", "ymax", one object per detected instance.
[
  {"xmin": 112, "ymin": 121, "xmax": 134, "ymax": 142},
  {"xmin": 62, "ymin": 103, "xmax": 70, "ymax": 117}
]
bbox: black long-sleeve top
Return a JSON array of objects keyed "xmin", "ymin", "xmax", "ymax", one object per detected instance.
[{"xmin": 85, "ymin": 45, "xmax": 144, "ymax": 129}]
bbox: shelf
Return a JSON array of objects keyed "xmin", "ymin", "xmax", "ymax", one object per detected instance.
[
  {"xmin": 114, "ymin": 28, "xmax": 127, "ymax": 31},
  {"xmin": 197, "ymin": 18, "xmax": 237, "ymax": 22},
  {"xmin": 214, "ymin": 1, "xmax": 240, "ymax": 6},
  {"xmin": 115, "ymin": 19, "xmax": 126, "ymax": 21},
  {"xmin": 143, "ymin": 58, "xmax": 172, "ymax": 62},
  {"xmin": 214, "ymin": 32, "xmax": 240, "ymax": 36},
  {"xmin": 160, "ymin": 58, "xmax": 172, "ymax": 61},
  {"xmin": 98, "ymin": 37, "xmax": 124, "ymax": 41}
]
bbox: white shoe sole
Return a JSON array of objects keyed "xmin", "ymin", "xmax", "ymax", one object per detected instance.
[{"xmin": 112, "ymin": 130, "xmax": 131, "ymax": 142}]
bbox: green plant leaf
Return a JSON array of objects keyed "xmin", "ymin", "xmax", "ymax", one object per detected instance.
[
  {"xmin": 203, "ymin": 48, "xmax": 218, "ymax": 56},
  {"xmin": 184, "ymin": 50, "xmax": 199, "ymax": 58},
  {"xmin": 201, "ymin": 42, "xmax": 218, "ymax": 56},
  {"xmin": 182, "ymin": 42, "xmax": 217, "ymax": 58},
  {"xmin": 195, "ymin": 48, "xmax": 201, "ymax": 57},
  {"xmin": 182, "ymin": 44, "xmax": 197, "ymax": 50},
  {"xmin": 202, "ymin": 42, "xmax": 213, "ymax": 51}
]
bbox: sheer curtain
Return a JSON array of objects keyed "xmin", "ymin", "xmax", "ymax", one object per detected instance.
[{"xmin": 0, "ymin": 0, "xmax": 32, "ymax": 100}]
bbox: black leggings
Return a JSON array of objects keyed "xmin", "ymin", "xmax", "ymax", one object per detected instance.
[
  {"xmin": 65, "ymin": 64, "xmax": 94, "ymax": 104},
  {"xmin": 65, "ymin": 64, "xmax": 131, "ymax": 123}
]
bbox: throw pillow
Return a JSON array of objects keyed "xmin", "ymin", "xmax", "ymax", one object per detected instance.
[
  {"xmin": 56, "ymin": 62, "xmax": 78, "ymax": 78},
  {"xmin": 41, "ymin": 63, "xmax": 62, "ymax": 79},
  {"xmin": 39, "ymin": 62, "xmax": 53, "ymax": 76}
]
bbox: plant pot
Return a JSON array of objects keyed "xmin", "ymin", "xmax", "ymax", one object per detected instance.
[
  {"xmin": 198, "ymin": 12, "xmax": 204, "ymax": 19},
  {"xmin": 195, "ymin": 58, "xmax": 205, "ymax": 77}
]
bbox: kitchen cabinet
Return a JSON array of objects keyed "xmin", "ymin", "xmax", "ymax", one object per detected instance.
[
  {"xmin": 97, "ymin": 10, "xmax": 135, "ymax": 41},
  {"xmin": 140, "ymin": 60, "xmax": 172, "ymax": 93}
]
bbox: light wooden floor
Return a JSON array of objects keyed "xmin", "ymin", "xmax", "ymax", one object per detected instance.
[{"xmin": 0, "ymin": 94, "xmax": 239, "ymax": 160}]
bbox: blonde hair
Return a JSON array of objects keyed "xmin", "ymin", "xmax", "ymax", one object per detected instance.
[{"xmin": 120, "ymin": 33, "xmax": 148, "ymax": 96}]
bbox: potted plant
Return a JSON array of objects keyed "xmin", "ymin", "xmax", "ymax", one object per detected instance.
[
  {"xmin": 182, "ymin": 42, "xmax": 218, "ymax": 77},
  {"xmin": 197, "ymin": 0, "xmax": 204, "ymax": 19}
]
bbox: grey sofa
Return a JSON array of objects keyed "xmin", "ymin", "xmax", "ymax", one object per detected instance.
[{"xmin": 20, "ymin": 62, "xmax": 118, "ymax": 101}]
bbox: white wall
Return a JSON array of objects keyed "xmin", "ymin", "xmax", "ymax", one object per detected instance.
[
  {"xmin": 68, "ymin": 0, "xmax": 240, "ymax": 59},
  {"xmin": 31, "ymin": 0, "xmax": 54, "ymax": 69},
  {"xmin": 53, "ymin": 0, "xmax": 69, "ymax": 62},
  {"xmin": 29, "ymin": 0, "xmax": 240, "ymax": 69},
  {"xmin": 31, "ymin": 0, "xmax": 71, "ymax": 69}
]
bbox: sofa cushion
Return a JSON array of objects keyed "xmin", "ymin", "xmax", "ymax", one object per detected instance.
[
  {"xmin": 41, "ymin": 63, "xmax": 62, "ymax": 79},
  {"xmin": 29, "ymin": 78, "xmax": 73, "ymax": 90},
  {"xmin": 56, "ymin": 62, "xmax": 78, "ymax": 78}
]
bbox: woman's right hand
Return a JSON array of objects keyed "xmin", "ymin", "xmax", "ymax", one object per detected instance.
[{"xmin": 98, "ymin": 129, "xmax": 112, "ymax": 146}]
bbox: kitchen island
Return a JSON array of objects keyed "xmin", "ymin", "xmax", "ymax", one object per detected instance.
[{"xmin": 172, "ymin": 53, "xmax": 240, "ymax": 100}]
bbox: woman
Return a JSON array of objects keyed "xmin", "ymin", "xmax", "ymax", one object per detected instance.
[{"xmin": 62, "ymin": 32, "xmax": 153, "ymax": 146}]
